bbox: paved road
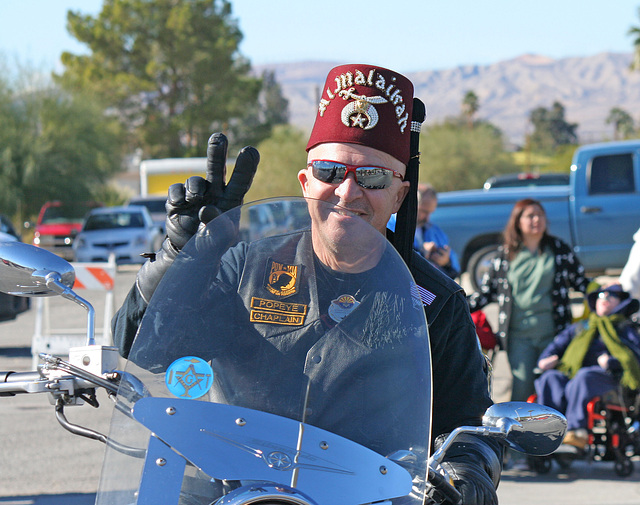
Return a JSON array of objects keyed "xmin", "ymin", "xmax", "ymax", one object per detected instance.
[{"xmin": 0, "ymin": 267, "xmax": 639, "ymax": 503}]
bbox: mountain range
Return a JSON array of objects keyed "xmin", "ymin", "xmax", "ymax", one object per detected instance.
[{"xmin": 256, "ymin": 52, "xmax": 640, "ymax": 146}]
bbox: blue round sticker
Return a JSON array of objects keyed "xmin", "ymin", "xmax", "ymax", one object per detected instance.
[{"xmin": 165, "ymin": 356, "xmax": 214, "ymax": 399}]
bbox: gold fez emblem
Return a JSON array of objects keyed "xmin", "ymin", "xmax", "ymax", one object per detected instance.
[
  {"xmin": 339, "ymin": 87, "xmax": 388, "ymax": 130},
  {"xmin": 265, "ymin": 258, "xmax": 300, "ymax": 298}
]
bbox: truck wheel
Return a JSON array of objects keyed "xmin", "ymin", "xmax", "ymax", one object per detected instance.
[{"xmin": 467, "ymin": 244, "xmax": 500, "ymax": 291}]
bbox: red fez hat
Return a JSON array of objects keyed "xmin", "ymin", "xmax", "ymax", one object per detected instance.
[{"xmin": 306, "ymin": 64, "xmax": 414, "ymax": 165}]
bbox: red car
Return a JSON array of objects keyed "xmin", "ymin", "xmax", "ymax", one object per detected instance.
[{"xmin": 32, "ymin": 201, "xmax": 101, "ymax": 260}]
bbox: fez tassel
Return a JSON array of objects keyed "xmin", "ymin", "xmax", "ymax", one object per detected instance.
[{"xmin": 394, "ymin": 98, "xmax": 426, "ymax": 267}]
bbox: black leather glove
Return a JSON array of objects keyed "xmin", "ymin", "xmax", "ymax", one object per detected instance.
[
  {"xmin": 608, "ymin": 358, "xmax": 624, "ymax": 382},
  {"xmin": 136, "ymin": 133, "xmax": 259, "ymax": 302},
  {"xmin": 436, "ymin": 433, "xmax": 502, "ymax": 505}
]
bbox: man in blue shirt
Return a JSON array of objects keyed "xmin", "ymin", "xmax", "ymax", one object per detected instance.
[{"xmin": 389, "ymin": 183, "xmax": 460, "ymax": 279}]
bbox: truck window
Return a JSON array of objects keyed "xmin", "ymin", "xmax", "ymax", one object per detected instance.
[
  {"xmin": 84, "ymin": 211, "xmax": 145, "ymax": 230},
  {"xmin": 588, "ymin": 153, "xmax": 635, "ymax": 195}
]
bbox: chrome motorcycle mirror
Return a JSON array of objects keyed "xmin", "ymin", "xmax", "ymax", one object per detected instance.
[
  {"xmin": 0, "ymin": 241, "xmax": 96, "ymax": 345},
  {"xmin": 429, "ymin": 401, "xmax": 567, "ymax": 468},
  {"xmin": 0, "ymin": 241, "xmax": 75, "ymax": 296},
  {"xmin": 482, "ymin": 401, "xmax": 567, "ymax": 456}
]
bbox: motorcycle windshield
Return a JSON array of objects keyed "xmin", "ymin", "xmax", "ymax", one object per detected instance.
[{"xmin": 96, "ymin": 198, "xmax": 432, "ymax": 505}]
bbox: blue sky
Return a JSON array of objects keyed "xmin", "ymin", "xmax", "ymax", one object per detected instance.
[{"xmin": 0, "ymin": 0, "xmax": 638, "ymax": 73}]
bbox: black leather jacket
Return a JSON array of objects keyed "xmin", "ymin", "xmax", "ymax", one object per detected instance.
[{"xmin": 113, "ymin": 229, "xmax": 503, "ymax": 498}]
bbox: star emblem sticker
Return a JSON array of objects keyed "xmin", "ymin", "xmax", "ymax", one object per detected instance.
[{"xmin": 267, "ymin": 451, "xmax": 293, "ymax": 470}]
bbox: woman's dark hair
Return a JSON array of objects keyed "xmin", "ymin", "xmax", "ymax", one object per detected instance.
[{"xmin": 502, "ymin": 198, "xmax": 550, "ymax": 260}]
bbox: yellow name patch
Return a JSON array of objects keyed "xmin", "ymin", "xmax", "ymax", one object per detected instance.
[{"xmin": 250, "ymin": 297, "xmax": 308, "ymax": 326}]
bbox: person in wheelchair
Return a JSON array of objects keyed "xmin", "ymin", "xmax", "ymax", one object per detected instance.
[{"xmin": 534, "ymin": 284, "xmax": 640, "ymax": 450}]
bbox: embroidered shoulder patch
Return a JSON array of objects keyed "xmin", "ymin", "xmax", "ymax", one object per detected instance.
[{"xmin": 264, "ymin": 258, "xmax": 301, "ymax": 298}]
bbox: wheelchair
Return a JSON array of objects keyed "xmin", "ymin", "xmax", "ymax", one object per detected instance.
[{"xmin": 527, "ymin": 387, "xmax": 640, "ymax": 476}]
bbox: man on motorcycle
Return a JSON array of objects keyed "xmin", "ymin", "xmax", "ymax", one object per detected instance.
[{"xmin": 113, "ymin": 63, "xmax": 502, "ymax": 504}]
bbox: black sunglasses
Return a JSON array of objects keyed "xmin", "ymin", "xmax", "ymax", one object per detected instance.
[
  {"xmin": 598, "ymin": 291, "xmax": 621, "ymax": 301},
  {"xmin": 308, "ymin": 159, "xmax": 404, "ymax": 190}
]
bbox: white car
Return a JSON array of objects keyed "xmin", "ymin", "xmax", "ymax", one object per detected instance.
[
  {"xmin": 0, "ymin": 214, "xmax": 19, "ymax": 242},
  {"xmin": 126, "ymin": 195, "xmax": 167, "ymax": 234},
  {"xmin": 0, "ymin": 231, "xmax": 17, "ymax": 242},
  {"xmin": 73, "ymin": 206, "xmax": 164, "ymax": 264}
]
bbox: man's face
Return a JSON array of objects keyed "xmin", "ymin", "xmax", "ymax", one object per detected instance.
[
  {"xmin": 417, "ymin": 197, "xmax": 437, "ymax": 227},
  {"xmin": 298, "ymin": 143, "xmax": 409, "ymax": 235}
]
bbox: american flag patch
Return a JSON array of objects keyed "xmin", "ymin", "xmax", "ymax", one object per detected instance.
[{"xmin": 411, "ymin": 282, "xmax": 436, "ymax": 306}]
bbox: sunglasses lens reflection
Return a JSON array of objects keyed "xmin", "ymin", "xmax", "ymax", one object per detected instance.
[{"xmin": 311, "ymin": 161, "xmax": 395, "ymax": 189}]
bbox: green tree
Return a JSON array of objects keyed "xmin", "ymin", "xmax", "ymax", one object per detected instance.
[
  {"xmin": 529, "ymin": 101, "xmax": 578, "ymax": 152},
  {"xmin": 461, "ymin": 90, "xmax": 480, "ymax": 128},
  {"xmin": 606, "ymin": 107, "xmax": 635, "ymax": 140},
  {"xmin": 57, "ymin": 0, "xmax": 286, "ymax": 158},
  {"xmin": 225, "ymin": 70, "xmax": 289, "ymax": 153},
  {"xmin": 244, "ymin": 125, "xmax": 307, "ymax": 202},
  {"xmin": 419, "ymin": 120, "xmax": 517, "ymax": 192},
  {"xmin": 629, "ymin": 7, "xmax": 640, "ymax": 71},
  {"xmin": 539, "ymin": 144, "xmax": 576, "ymax": 174},
  {"xmin": 0, "ymin": 68, "xmax": 123, "ymax": 223}
]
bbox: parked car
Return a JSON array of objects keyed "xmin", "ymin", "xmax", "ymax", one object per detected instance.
[
  {"xmin": 0, "ymin": 214, "xmax": 30, "ymax": 322},
  {"xmin": 0, "ymin": 214, "xmax": 20, "ymax": 242},
  {"xmin": 72, "ymin": 206, "xmax": 164, "ymax": 264},
  {"xmin": 483, "ymin": 172, "xmax": 570, "ymax": 190},
  {"xmin": 126, "ymin": 195, "xmax": 167, "ymax": 234},
  {"xmin": 31, "ymin": 201, "xmax": 102, "ymax": 260}
]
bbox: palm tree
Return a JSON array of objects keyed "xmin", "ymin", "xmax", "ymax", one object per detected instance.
[
  {"xmin": 628, "ymin": 7, "xmax": 640, "ymax": 71},
  {"xmin": 461, "ymin": 90, "xmax": 480, "ymax": 129},
  {"xmin": 606, "ymin": 107, "xmax": 635, "ymax": 140}
]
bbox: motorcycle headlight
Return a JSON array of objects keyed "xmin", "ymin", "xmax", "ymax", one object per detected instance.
[{"xmin": 215, "ymin": 483, "xmax": 317, "ymax": 505}]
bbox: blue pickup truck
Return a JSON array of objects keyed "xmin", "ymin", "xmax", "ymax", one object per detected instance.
[{"xmin": 432, "ymin": 140, "xmax": 640, "ymax": 289}]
